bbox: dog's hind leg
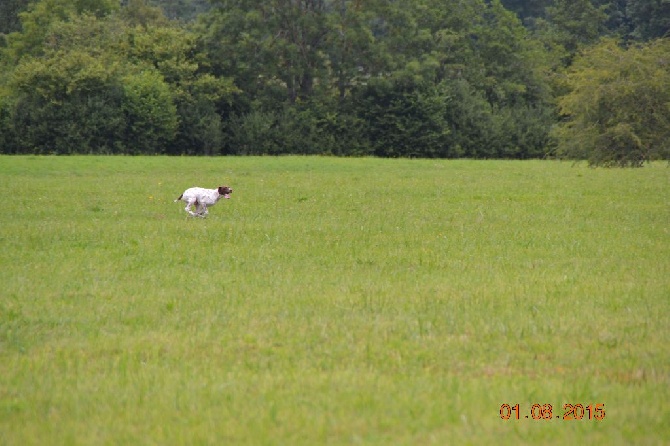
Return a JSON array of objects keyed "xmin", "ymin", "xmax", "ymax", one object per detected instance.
[
  {"xmin": 184, "ymin": 199, "xmax": 199, "ymax": 216},
  {"xmin": 193, "ymin": 200, "xmax": 208, "ymax": 217}
]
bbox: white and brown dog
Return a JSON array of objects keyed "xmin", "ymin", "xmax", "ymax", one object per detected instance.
[{"xmin": 174, "ymin": 185, "xmax": 233, "ymax": 217}]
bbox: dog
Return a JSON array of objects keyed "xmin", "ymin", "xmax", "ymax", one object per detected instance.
[{"xmin": 174, "ymin": 185, "xmax": 233, "ymax": 217}]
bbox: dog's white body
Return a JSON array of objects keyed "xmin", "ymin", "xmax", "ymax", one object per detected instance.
[{"xmin": 174, "ymin": 186, "xmax": 233, "ymax": 217}]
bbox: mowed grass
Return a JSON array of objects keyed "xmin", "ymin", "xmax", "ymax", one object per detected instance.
[{"xmin": 0, "ymin": 156, "xmax": 668, "ymax": 444}]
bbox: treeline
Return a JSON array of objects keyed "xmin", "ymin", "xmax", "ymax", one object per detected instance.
[{"xmin": 0, "ymin": 0, "xmax": 668, "ymax": 165}]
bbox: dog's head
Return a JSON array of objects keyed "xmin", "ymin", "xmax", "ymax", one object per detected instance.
[{"xmin": 218, "ymin": 186, "xmax": 233, "ymax": 199}]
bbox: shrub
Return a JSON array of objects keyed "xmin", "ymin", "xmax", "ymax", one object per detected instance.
[
  {"xmin": 553, "ymin": 39, "xmax": 670, "ymax": 166},
  {"xmin": 121, "ymin": 70, "xmax": 178, "ymax": 154}
]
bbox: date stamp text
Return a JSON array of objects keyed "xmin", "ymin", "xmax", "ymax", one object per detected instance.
[{"xmin": 500, "ymin": 403, "xmax": 605, "ymax": 421}]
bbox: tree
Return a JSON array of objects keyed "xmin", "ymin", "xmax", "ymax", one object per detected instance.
[
  {"xmin": 0, "ymin": 0, "xmax": 31, "ymax": 36},
  {"xmin": 10, "ymin": 49, "xmax": 126, "ymax": 154},
  {"xmin": 0, "ymin": 0, "xmax": 237, "ymax": 155},
  {"xmin": 531, "ymin": 0, "xmax": 608, "ymax": 69},
  {"xmin": 1, "ymin": 0, "xmax": 119, "ymax": 63},
  {"xmin": 121, "ymin": 69, "xmax": 178, "ymax": 154},
  {"xmin": 148, "ymin": 0, "xmax": 211, "ymax": 22},
  {"xmin": 627, "ymin": 0, "xmax": 670, "ymax": 41},
  {"xmin": 324, "ymin": 0, "xmax": 376, "ymax": 100},
  {"xmin": 2, "ymin": 0, "xmax": 561, "ymax": 157},
  {"xmin": 350, "ymin": 77, "xmax": 452, "ymax": 158},
  {"xmin": 119, "ymin": 18, "xmax": 238, "ymax": 154},
  {"xmin": 200, "ymin": 0, "xmax": 341, "ymax": 106},
  {"xmin": 552, "ymin": 38, "xmax": 670, "ymax": 166},
  {"xmin": 499, "ymin": 0, "xmax": 550, "ymax": 24}
]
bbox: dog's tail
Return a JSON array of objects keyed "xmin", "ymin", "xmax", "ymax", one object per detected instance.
[{"xmin": 174, "ymin": 194, "xmax": 183, "ymax": 203}]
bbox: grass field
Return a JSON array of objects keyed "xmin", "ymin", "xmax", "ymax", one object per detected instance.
[{"xmin": 0, "ymin": 156, "xmax": 668, "ymax": 444}]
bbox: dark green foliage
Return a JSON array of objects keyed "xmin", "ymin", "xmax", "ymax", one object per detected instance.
[
  {"xmin": 0, "ymin": 0, "xmax": 667, "ymax": 163},
  {"xmin": 0, "ymin": 97, "xmax": 19, "ymax": 153},
  {"xmin": 121, "ymin": 70, "xmax": 178, "ymax": 154},
  {"xmin": 148, "ymin": 0, "xmax": 211, "ymax": 22},
  {"xmin": 441, "ymin": 80, "xmax": 493, "ymax": 158},
  {"xmin": 225, "ymin": 110, "xmax": 281, "ymax": 155},
  {"xmin": 438, "ymin": 79, "xmax": 552, "ymax": 159},
  {"xmin": 499, "ymin": 0, "xmax": 551, "ymax": 23},
  {"xmin": 9, "ymin": 50, "xmax": 126, "ymax": 154},
  {"xmin": 196, "ymin": 0, "xmax": 556, "ymax": 159},
  {"xmin": 350, "ymin": 78, "xmax": 452, "ymax": 158},
  {"xmin": 627, "ymin": 0, "xmax": 670, "ymax": 41},
  {"xmin": 172, "ymin": 96, "xmax": 224, "ymax": 155},
  {"xmin": 0, "ymin": 0, "xmax": 31, "ymax": 36},
  {"xmin": 502, "ymin": 0, "xmax": 668, "ymax": 44},
  {"xmin": 0, "ymin": 0, "xmax": 235, "ymax": 156}
]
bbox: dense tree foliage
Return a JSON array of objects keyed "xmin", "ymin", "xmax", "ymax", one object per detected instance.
[
  {"xmin": 0, "ymin": 0, "xmax": 31, "ymax": 37},
  {"xmin": 0, "ymin": 0, "xmax": 668, "ymax": 165},
  {"xmin": 148, "ymin": 0, "xmax": 211, "ymax": 22},
  {"xmin": 552, "ymin": 38, "xmax": 670, "ymax": 166},
  {"xmin": 0, "ymin": 0, "xmax": 236, "ymax": 154},
  {"xmin": 194, "ymin": 0, "xmax": 554, "ymax": 157}
]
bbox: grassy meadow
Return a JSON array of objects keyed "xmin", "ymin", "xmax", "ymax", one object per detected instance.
[{"xmin": 0, "ymin": 156, "xmax": 668, "ymax": 444}]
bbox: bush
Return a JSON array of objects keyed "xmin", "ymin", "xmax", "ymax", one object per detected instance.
[
  {"xmin": 8, "ymin": 51, "xmax": 127, "ymax": 154},
  {"xmin": 0, "ymin": 95, "xmax": 18, "ymax": 153},
  {"xmin": 225, "ymin": 110, "xmax": 280, "ymax": 155},
  {"xmin": 121, "ymin": 70, "xmax": 178, "ymax": 154},
  {"xmin": 553, "ymin": 39, "xmax": 670, "ymax": 166},
  {"xmin": 350, "ymin": 78, "xmax": 452, "ymax": 158}
]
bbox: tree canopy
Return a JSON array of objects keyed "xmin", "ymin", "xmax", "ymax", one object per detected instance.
[
  {"xmin": 552, "ymin": 38, "xmax": 670, "ymax": 166},
  {"xmin": 1, "ymin": 0, "xmax": 668, "ymax": 165}
]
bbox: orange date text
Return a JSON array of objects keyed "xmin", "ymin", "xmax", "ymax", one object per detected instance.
[{"xmin": 500, "ymin": 403, "xmax": 605, "ymax": 421}]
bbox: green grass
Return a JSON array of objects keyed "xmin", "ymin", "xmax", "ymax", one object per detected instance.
[{"xmin": 0, "ymin": 156, "xmax": 668, "ymax": 444}]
